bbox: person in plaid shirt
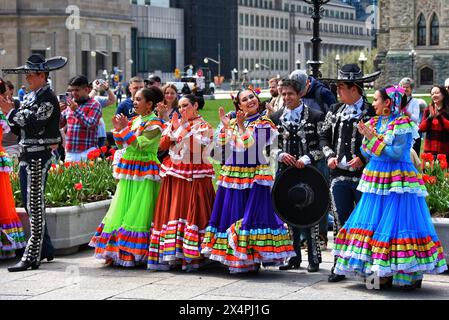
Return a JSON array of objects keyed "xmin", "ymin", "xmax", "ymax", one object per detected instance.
[
  {"xmin": 419, "ymin": 85, "xmax": 449, "ymax": 159},
  {"xmin": 60, "ymin": 75, "xmax": 102, "ymax": 162}
]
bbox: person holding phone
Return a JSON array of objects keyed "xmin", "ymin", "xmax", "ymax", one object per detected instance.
[
  {"xmin": 89, "ymin": 79, "xmax": 116, "ymax": 148},
  {"xmin": 60, "ymin": 75, "xmax": 102, "ymax": 162}
]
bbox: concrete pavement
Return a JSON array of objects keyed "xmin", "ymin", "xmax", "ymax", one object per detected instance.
[{"xmin": 1, "ymin": 235, "xmax": 448, "ymax": 301}]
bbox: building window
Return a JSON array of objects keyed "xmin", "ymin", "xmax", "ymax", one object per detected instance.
[
  {"xmin": 430, "ymin": 13, "xmax": 439, "ymax": 46},
  {"xmin": 417, "ymin": 13, "xmax": 426, "ymax": 46},
  {"xmin": 81, "ymin": 51, "xmax": 89, "ymax": 77},
  {"xmin": 298, "ymin": 20, "xmax": 301, "ymax": 29},
  {"xmin": 138, "ymin": 38, "xmax": 175, "ymax": 73},
  {"xmin": 420, "ymin": 67, "xmax": 434, "ymax": 85},
  {"xmin": 95, "ymin": 54, "xmax": 106, "ymax": 77},
  {"xmin": 112, "ymin": 52, "xmax": 120, "ymax": 69},
  {"xmin": 298, "ymin": 43, "xmax": 301, "ymax": 54}
]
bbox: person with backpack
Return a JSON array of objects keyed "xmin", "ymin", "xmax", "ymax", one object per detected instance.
[{"xmin": 290, "ymin": 70, "xmax": 338, "ymax": 250}]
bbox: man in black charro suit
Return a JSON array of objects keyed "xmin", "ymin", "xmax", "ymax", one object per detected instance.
[
  {"xmin": 0, "ymin": 54, "xmax": 67, "ymax": 272},
  {"xmin": 270, "ymin": 77, "xmax": 325, "ymax": 273}
]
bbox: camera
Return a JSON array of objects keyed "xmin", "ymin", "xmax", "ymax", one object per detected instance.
[{"xmin": 94, "ymin": 79, "xmax": 106, "ymax": 90}]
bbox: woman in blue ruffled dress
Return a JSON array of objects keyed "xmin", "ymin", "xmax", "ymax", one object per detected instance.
[{"xmin": 332, "ymin": 85, "xmax": 447, "ymax": 290}]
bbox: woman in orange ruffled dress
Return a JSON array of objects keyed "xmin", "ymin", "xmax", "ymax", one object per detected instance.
[
  {"xmin": 0, "ymin": 78, "xmax": 27, "ymax": 259},
  {"xmin": 148, "ymin": 94, "xmax": 215, "ymax": 271}
]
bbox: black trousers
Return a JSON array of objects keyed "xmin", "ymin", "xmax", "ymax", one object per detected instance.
[
  {"xmin": 288, "ymin": 225, "xmax": 321, "ymax": 265},
  {"xmin": 18, "ymin": 151, "xmax": 54, "ymax": 262}
]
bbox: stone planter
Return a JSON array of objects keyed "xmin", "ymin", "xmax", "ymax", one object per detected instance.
[
  {"xmin": 432, "ymin": 217, "xmax": 449, "ymax": 262},
  {"xmin": 17, "ymin": 199, "xmax": 111, "ymax": 255}
]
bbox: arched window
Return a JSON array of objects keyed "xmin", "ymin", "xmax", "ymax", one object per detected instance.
[
  {"xmin": 417, "ymin": 13, "xmax": 426, "ymax": 46},
  {"xmin": 430, "ymin": 13, "xmax": 439, "ymax": 45},
  {"xmin": 420, "ymin": 67, "xmax": 434, "ymax": 86}
]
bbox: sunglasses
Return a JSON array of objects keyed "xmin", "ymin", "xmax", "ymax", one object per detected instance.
[{"xmin": 240, "ymin": 94, "xmax": 256, "ymax": 103}]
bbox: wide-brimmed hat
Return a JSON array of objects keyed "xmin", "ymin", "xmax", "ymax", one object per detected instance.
[
  {"xmin": 2, "ymin": 54, "xmax": 67, "ymax": 74},
  {"xmin": 321, "ymin": 63, "xmax": 381, "ymax": 83},
  {"xmin": 272, "ymin": 166, "xmax": 329, "ymax": 228}
]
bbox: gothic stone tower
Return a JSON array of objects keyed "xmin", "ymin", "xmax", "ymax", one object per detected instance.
[{"xmin": 376, "ymin": 0, "xmax": 449, "ymax": 89}]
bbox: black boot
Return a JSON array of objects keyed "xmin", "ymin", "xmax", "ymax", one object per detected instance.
[
  {"xmin": 8, "ymin": 260, "xmax": 40, "ymax": 272},
  {"xmin": 307, "ymin": 263, "xmax": 320, "ymax": 273},
  {"xmin": 328, "ymin": 273, "xmax": 346, "ymax": 282},
  {"xmin": 279, "ymin": 259, "xmax": 301, "ymax": 270}
]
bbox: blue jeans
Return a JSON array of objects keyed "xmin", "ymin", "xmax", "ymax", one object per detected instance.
[
  {"xmin": 330, "ymin": 177, "xmax": 362, "ymax": 230},
  {"xmin": 316, "ymin": 159, "xmax": 330, "ymax": 237},
  {"xmin": 329, "ymin": 177, "xmax": 362, "ymax": 274}
]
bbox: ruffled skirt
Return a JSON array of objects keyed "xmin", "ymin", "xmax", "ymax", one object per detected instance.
[
  {"xmin": 333, "ymin": 192, "xmax": 447, "ymax": 286},
  {"xmin": 148, "ymin": 176, "xmax": 215, "ymax": 271},
  {"xmin": 89, "ymin": 178, "xmax": 160, "ymax": 267},
  {"xmin": 201, "ymin": 184, "xmax": 295, "ymax": 273},
  {"xmin": 0, "ymin": 171, "xmax": 27, "ymax": 259}
]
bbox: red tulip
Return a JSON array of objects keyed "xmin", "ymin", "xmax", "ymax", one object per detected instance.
[
  {"xmin": 437, "ymin": 154, "xmax": 447, "ymax": 162},
  {"xmin": 421, "ymin": 153, "xmax": 434, "ymax": 163},
  {"xmin": 74, "ymin": 182, "xmax": 83, "ymax": 191}
]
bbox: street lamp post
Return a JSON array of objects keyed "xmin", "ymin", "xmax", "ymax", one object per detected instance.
[
  {"xmin": 335, "ymin": 54, "xmax": 340, "ymax": 77},
  {"xmin": 358, "ymin": 51, "xmax": 367, "ymax": 75},
  {"xmin": 0, "ymin": 49, "xmax": 5, "ymax": 77},
  {"xmin": 231, "ymin": 68, "xmax": 239, "ymax": 91},
  {"xmin": 255, "ymin": 63, "xmax": 271, "ymax": 88},
  {"xmin": 242, "ymin": 68, "xmax": 249, "ymax": 87},
  {"xmin": 409, "ymin": 49, "xmax": 417, "ymax": 80},
  {"xmin": 303, "ymin": 0, "xmax": 330, "ymax": 79},
  {"xmin": 203, "ymin": 43, "xmax": 222, "ymax": 79}
]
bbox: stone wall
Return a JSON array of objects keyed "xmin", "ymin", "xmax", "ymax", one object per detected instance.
[{"xmin": 0, "ymin": 0, "xmax": 132, "ymax": 95}]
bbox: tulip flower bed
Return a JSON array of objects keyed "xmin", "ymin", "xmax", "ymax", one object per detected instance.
[
  {"xmin": 421, "ymin": 153, "xmax": 449, "ymax": 217},
  {"xmin": 11, "ymin": 148, "xmax": 117, "ymax": 208}
]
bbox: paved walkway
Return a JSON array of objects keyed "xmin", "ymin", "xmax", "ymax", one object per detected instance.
[{"xmin": 1, "ymin": 236, "xmax": 448, "ymax": 301}]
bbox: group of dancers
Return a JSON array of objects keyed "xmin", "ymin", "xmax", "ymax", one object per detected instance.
[{"xmin": 0, "ymin": 54, "xmax": 446, "ymax": 291}]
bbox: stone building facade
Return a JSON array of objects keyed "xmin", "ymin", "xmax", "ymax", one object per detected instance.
[
  {"xmin": 0, "ymin": 0, "xmax": 133, "ymax": 95},
  {"xmin": 238, "ymin": 0, "xmax": 373, "ymax": 84},
  {"xmin": 376, "ymin": 0, "xmax": 449, "ymax": 89}
]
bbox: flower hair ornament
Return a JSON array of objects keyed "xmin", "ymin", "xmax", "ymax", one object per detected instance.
[
  {"xmin": 230, "ymin": 92, "xmax": 240, "ymax": 106},
  {"xmin": 385, "ymin": 85, "xmax": 405, "ymax": 116}
]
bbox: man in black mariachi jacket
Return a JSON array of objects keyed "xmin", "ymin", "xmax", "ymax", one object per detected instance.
[
  {"xmin": 270, "ymin": 78, "xmax": 325, "ymax": 273},
  {"xmin": 0, "ymin": 54, "xmax": 67, "ymax": 272},
  {"xmin": 319, "ymin": 64, "xmax": 380, "ymax": 282}
]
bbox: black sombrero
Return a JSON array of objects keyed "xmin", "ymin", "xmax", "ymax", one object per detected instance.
[
  {"xmin": 272, "ymin": 166, "xmax": 330, "ymax": 228},
  {"xmin": 321, "ymin": 63, "xmax": 381, "ymax": 83},
  {"xmin": 2, "ymin": 54, "xmax": 67, "ymax": 75}
]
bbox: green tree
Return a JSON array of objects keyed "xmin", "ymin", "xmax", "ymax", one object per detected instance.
[{"xmin": 320, "ymin": 48, "xmax": 378, "ymax": 78}]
